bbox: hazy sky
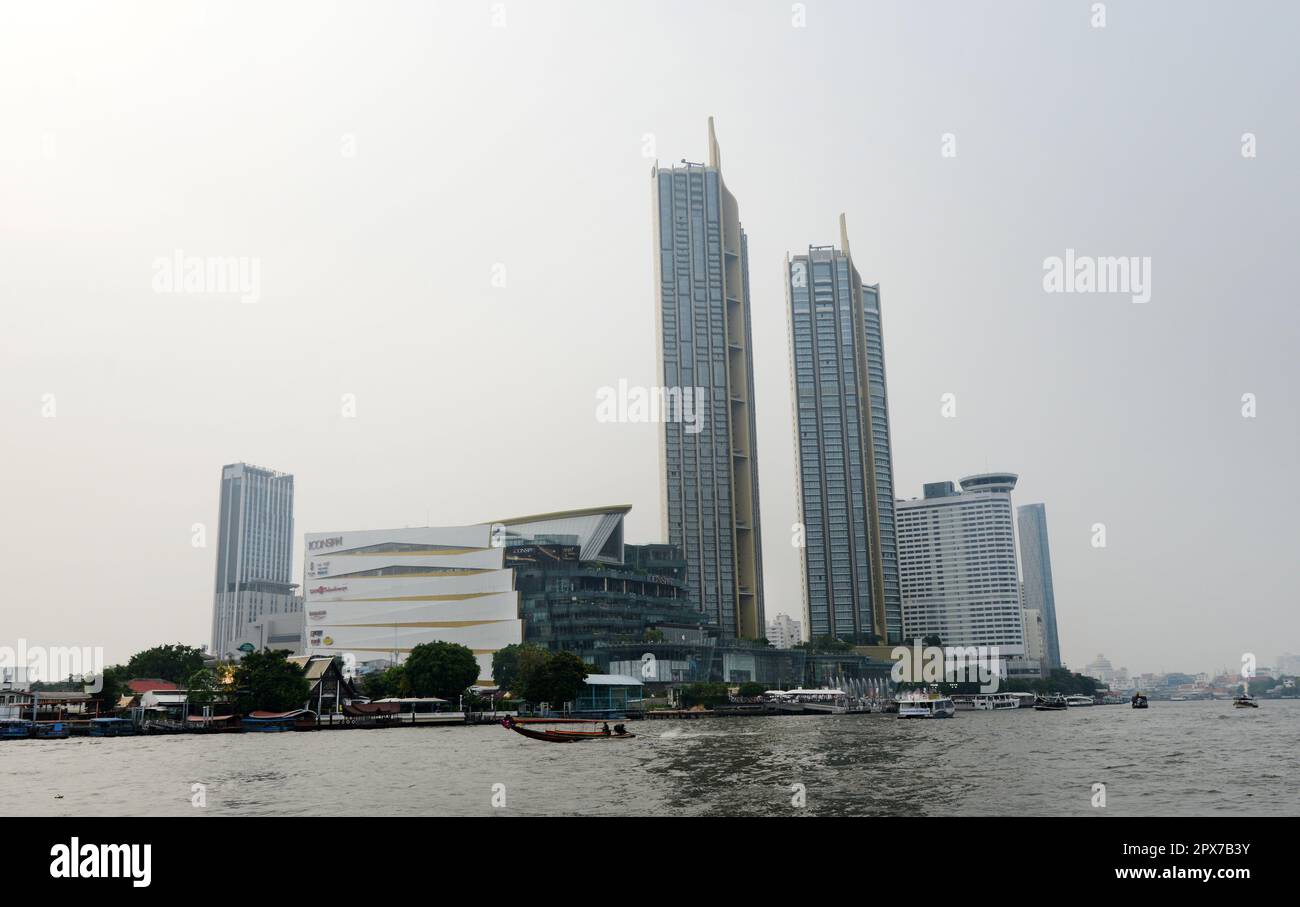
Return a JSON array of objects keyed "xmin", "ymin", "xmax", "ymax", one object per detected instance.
[{"xmin": 2, "ymin": 1, "xmax": 1297, "ymax": 678}]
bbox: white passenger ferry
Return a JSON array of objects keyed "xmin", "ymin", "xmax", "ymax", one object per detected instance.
[
  {"xmin": 971, "ymin": 692, "xmax": 1020, "ymax": 710},
  {"xmin": 895, "ymin": 690, "xmax": 956, "ymax": 719}
]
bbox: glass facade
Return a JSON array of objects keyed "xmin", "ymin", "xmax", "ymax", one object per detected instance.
[
  {"xmin": 787, "ymin": 239, "xmax": 902, "ymax": 645},
  {"xmin": 512, "ymin": 543, "xmax": 716, "ymax": 666},
  {"xmin": 1017, "ymin": 503, "xmax": 1062, "ymax": 669},
  {"xmin": 211, "ymin": 463, "xmax": 297, "ymax": 656},
  {"xmin": 652, "ymin": 121, "xmax": 764, "ymax": 640}
]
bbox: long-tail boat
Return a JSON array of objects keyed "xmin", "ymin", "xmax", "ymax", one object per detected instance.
[{"xmin": 501, "ymin": 715, "xmax": 635, "ymax": 742}]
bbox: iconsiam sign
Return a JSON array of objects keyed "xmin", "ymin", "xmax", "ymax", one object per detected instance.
[{"xmin": 890, "ymin": 640, "xmax": 1002, "ymax": 693}]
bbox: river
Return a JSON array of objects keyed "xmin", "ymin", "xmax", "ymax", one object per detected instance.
[{"xmin": 3, "ymin": 700, "xmax": 1296, "ymax": 816}]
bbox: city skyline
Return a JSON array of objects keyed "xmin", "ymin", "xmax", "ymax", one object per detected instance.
[{"xmin": 3, "ymin": 2, "xmax": 1296, "ymax": 680}]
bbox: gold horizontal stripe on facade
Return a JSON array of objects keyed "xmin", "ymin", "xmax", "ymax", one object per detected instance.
[
  {"xmin": 330, "ymin": 569, "xmax": 494, "ymax": 578},
  {"xmin": 324, "ymin": 620, "xmax": 512, "ymax": 629},
  {"xmin": 329, "ymin": 547, "xmax": 490, "ymax": 557},
  {"xmin": 312, "ymin": 645, "xmax": 500, "ymax": 655},
  {"xmin": 335, "ymin": 592, "xmax": 506, "ymax": 602}
]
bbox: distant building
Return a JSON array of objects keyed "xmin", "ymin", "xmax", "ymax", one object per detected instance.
[
  {"xmin": 896, "ymin": 475, "xmax": 1031, "ymax": 672},
  {"xmin": 1276, "ymin": 653, "xmax": 1300, "ymax": 676},
  {"xmin": 1084, "ymin": 653, "xmax": 1116, "ymax": 686},
  {"xmin": 766, "ymin": 614, "xmax": 803, "ymax": 649},
  {"xmin": 1017, "ymin": 503, "xmax": 1062, "ymax": 669},
  {"xmin": 228, "ymin": 610, "xmax": 306, "ymax": 657},
  {"xmin": 651, "ymin": 118, "xmax": 765, "ymax": 641},
  {"xmin": 786, "ymin": 218, "xmax": 902, "ymax": 646},
  {"xmin": 211, "ymin": 463, "xmax": 299, "ymax": 658}
]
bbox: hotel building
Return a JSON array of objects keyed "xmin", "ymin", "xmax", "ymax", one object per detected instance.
[
  {"xmin": 651, "ymin": 117, "xmax": 765, "ymax": 640},
  {"xmin": 211, "ymin": 462, "xmax": 299, "ymax": 658},
  {"xmin": 786, "ymin": 217, "xmax": 903, "ymax": 645},
  {"xmin": 896, "ymin": 474, "xmax": 1031, "ymax": 669}
]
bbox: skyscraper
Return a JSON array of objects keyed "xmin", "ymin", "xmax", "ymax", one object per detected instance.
[
  {"xmin": 1017, "ymin": 502, "xmax": 1062, "ymax": 669},
  {"xmin": 786, "ymin": 217, "xmax": 902, "ymax": 645},
  {"xmin": 651, "ymin": 118, "xmax": 764, "ymax": 639},
  {"xmin": 210, "ymin": 462, "xmax": 298, "ymax": 657},
  {"xmin": 896, "ymin": 475, "xmax": 1029, "ymax": 668}
]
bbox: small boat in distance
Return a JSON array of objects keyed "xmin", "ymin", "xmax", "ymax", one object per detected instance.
[
  {"xmin": 1232, "ymin": 694, "xmax": 1259, "ymax": 709},
  {"xmin": 895, "ymin": 690, "xmax": 956, "ymax": 719},
  {"xmin": 1065, "ymin": 695, "xmax": 1095, "ymax": 707},
  {"xmin": 1034, "ymin": 694, "xmax": 1069, "ymax": 711},
  {"xmin": 502, "ymin": 716, "xmax": 636, "ymax": 742},
  {"xmin": 1131, "ymin": 693, "xmax": 1149, "ymax": 709}
]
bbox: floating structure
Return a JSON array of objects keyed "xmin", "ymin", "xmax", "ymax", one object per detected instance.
[{"xmin": 895, "ymin": 690, "xmax": 956, "ymax": 719}]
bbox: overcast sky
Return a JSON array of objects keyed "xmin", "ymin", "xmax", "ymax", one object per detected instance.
[{"xmin": 2, "ymin": 0, "xmax": 1297, "ymax": 678}]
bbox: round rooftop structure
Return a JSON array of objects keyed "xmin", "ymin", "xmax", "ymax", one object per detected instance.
[{"xmin": 958, "ymin": 472, "xmax": 1019, "ymax": 494}]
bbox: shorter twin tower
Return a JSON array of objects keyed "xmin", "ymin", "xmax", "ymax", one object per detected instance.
[
  {"xmin": 786, "ymin": 216, "xmax": 903, "ymax": 645},
  {"xmin": 652, "ymin": 119, "xmax": 902, "ymax": 646}
]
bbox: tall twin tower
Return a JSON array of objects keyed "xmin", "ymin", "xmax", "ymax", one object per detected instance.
[{"xmin": 651, "ymin": 119, "xmax": 902, "ymax": 645}]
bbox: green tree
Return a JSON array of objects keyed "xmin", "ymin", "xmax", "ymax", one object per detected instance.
[
  {"xmin": 737, "ymin": 681, "xmax": 766, "ymax": 699},
  {"xmin": 679, "ymin": 682, "xmax": 730, "ymax": 708},
  {"xmin": 511, "ymin": 645, "xmax": 552, "ymax": 700},
  {"xmin": 492, "ymin": 643, "xmax": 548, "ymax": 693},
  {"xmin": 642, "ymin": 627, "xmax": 665, "ymax": 643},
  {"xmin": 233, "ymin": 649, "xmax": 310, "ymax": 713},
  {"xmin": 533, "ymin": 651, "xmax": 590, "ymax": 706},
  {"xmin": 404, "ymin": 641, "xmax": 480, "ymax": 700},
  {"xmin": 362, "ymin": 664, "xmax": 409, "ymax": 700},
  {"xmin": 87, "ymin": 664, "xmax": 129, "ymax": 713},
  {"xmin": 125, "ymin": 644, "xmax": 207, "ymax": 683},
  {"xmin": 186, "ymin": 667, "xmax": 222, "ymax": 708}
]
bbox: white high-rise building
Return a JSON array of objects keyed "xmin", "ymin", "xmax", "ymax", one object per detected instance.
[
  {"xmin": 896, "ymin": 474, "xmax": 1029, "ymax": 664},
  {"xmin": 211, "ymin": 463, "xmax": 299, "ymax": 658},
  {"xmin": 766, "ymin": 614, "xmax": 804, "ymax": 649}
]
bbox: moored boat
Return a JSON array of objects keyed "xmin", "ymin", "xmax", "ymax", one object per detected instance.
[
  {"xmin": 0, "ymin": 719, "xmax": 32, "ymax": 740},
  {"xmin": 243, "ymin": 709, "xmax": 316, "ymax": 732},
  {"xmin": 501, "ymin": 716, "xmax": 636, "ymax": 742},
  {"xmin": 1034, "ymin": 694, "xmax": 1069, "ymax": 711},
  {"xmin": 29, "ymin": 721, "xmax": 71, "ymax": 739},
  {"xmin": 1232, "ymin": 695, "xmax": 1259, "ymax": 709},
  {"xmin": 1131, "ymin": 693, "xmax": 1149, "ymax": 709},
  {"xmin": 894, "ymin": 690, "xmax": 956, "ymax": 719},
  {"xmin": 88, "ymin": 717, "xmax": 137, "ymax": 737},
  {"xmin": 1065, "ymin": 695, "xmax": 1095, "ymax": 707},
  {"xmin": 972, "ymin": 693, "xmax": 1020, "ymax": 710},
  {"xmin": 185, "ymin": 714, "xmax": 243, "ymax": 733}
]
